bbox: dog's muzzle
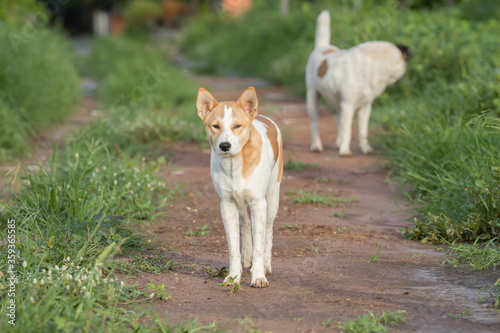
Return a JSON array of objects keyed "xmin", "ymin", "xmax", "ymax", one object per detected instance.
[{"xmin": 219, "ymin": 142, "xmax": 231, "ymax": 152}]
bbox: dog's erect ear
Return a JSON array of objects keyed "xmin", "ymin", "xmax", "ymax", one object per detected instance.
[
  {"xmin": 237, "ymin": 86, "xmax": 258, "ymax": 119},
  {"xmin": 197, "ymin": 88, "xmax": 218, "ymax": 121},
  {"xmin": 395, "ymin": 44, "xmax": 411, "ymax": 62}
]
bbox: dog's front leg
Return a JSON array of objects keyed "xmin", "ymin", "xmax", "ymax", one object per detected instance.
[
  {"xmin": 249, "ymin": 199, "xmax": 268, "ymax": 288},
  {"xmin": 221, "ymin": 200, "xmax": 242, "ymax": 285},
  {"xmin": 358, "ymin": 102, "xmax": 373, "ymax": 154}
]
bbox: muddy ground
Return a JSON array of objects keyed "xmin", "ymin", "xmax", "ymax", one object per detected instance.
[
  {"xmin": 137, "ymin": 76, "xmax": 499, "ymax": 332},
  {"xmin": 1, "ymin": 75, "xmax": 499, "ymax": 332}
]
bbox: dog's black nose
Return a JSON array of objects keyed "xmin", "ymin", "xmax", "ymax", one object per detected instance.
[{"xmin": 219, "ymin": 142, "xmax": 231, "ymax": 152}]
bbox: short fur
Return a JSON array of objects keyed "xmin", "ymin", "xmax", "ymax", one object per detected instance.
[
  {"xmin": 196, "ymin": 87, "xmax": 283, "ymax": 288},
  {"xmin": 306, "ymin": 10, "xmax": 410, "ymax": 156}
]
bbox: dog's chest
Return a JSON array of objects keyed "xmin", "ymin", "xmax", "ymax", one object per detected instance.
[{"xmin": 210, "ymin": 152, "xmax": 264, "ymax": 204}]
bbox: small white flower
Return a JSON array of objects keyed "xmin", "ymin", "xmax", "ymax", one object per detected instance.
[
  {"xmin": 66, "ymin": 285, "xmax": 70, "ymax": 291},
  {"xmin": 75, "ymin": 152, "xmax": 79, "ymax": 159},
  {"xmin": 84, "ymin": 291, "xmax": 90, "ymax": 298},
  {"xmin": 120, "ymin": 281, "xmax": 124, "ymax": 287},
  {"xmin": 23, "ymin": 261, "xmax": 27, "ymax": 268},
  {"xmin": 114, "ymin": 180, "xmax": 117, "ymax": 185},
  {"xmin": 30, "ymin": 297, "xmax": 35, "ymax": 304},
  {"xmin": 148, "ymin": 293, "xmax": 155, "ymax": 299},
  {"xmin": 61, "ymin": 265, "xmax": 67, "ymax": 271},
  {"xmin": 40, "ymin": 279, "xmax": 45, "ymax": 285},
  {"xmin": 33, "ymin": 278, "xmax": 37, "ymax": 284},
  {"xmin": 55, "ymin": 265, "xmax": 59, "ymax": 271}
]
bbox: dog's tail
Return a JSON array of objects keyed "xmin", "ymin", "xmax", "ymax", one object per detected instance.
[{"xmin": 315, "ymin": 10, "xmax": 331, "ymax": 49}]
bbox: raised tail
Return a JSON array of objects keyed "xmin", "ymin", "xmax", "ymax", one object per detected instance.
[{"xmin": 315, "ymin": 10, "xmax": 331, "ymax": 49}]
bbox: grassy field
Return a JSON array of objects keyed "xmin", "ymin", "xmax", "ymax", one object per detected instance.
[
  {"xmin": 180, "ymin": 0, "xmax": 500, "ymax": 243},
  {"xmin": 0, "ymin": 25, "xmax": 81, "ymax": 160}
]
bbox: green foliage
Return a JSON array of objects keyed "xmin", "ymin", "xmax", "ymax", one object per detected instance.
[
  {"xmin": 0, "ymin": 25, "xmax": 80, "ymax": 160},
  {"xmin": 123, "ymin": 0, "xmax": 162, "ymax": 33},
  {"xmin": 336, "ymin": 310, "xmax": 407, "ymax": 333},
  {"xmin": 289, "ymin": 190, "xmax": 359, "ymax": 206},
  {"xmin": 85, "ymin": 37, "xmax": 204, "ymax": 145},
  {"xmin": 283, "ymin": 159, "xmax": 318, "ymax": 171}
]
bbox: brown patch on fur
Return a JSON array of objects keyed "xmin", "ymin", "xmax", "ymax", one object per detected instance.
[
  {"xmin": 317, "ymin": 59, "xmax": 328, "ymax": 78},
  {"xmin": 256, "ymin": 115, "xmax": 283, "ymax": 183},
  {"xmin": 241, "ymin": 124, "xmax": 262, "ymax": 179},
  {"xmin": 321, "ymin": 48, "xmax": 337, "ymax": 55}
]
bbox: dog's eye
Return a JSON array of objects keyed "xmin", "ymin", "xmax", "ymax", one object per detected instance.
[
  {"xmin": 234, "ymin": 124, "xmax": 242, "ymax": 129},
  {"xmin": 213, "ymin": 124, "xmax": 220, "ymax": 129}
]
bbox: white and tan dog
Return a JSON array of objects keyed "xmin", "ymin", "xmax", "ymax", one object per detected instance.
[
  {"xmin": 196, "ymin": 87, "xmax": 283, "ymax": 288},
  {"xmin": 306, "ymin": 10, "xmax": 410, "ymax": 156}
]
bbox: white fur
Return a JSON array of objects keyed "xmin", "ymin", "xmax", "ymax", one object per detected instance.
[
  {"xmin": 210, "ymin": 116, "xmax": 282, "ymax": 288},
  {"xmin": 306, "ymin": 10, "xmax": 408, "ymax": 156}
]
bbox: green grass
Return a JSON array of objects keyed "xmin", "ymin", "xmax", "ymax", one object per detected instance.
[
  {"xmin": 283, "ymin": 159, "xmax": 318, "ymax": 171},
  {"xmin": 84, "ymin": 36, "xmax": 204, "ymax": 147},
  {"xmin": 336, "ymin": 310, "xmax": 407, "ymax": 333},
  {"xmin": 289, "ymin": 190, "xmax": 359, "ymax": 206},
  {"xmin": 0, "ymin": 24, "xmax": 80, "ymax": 160},
  {"xmin": 184, "ymin": 224, "xmax": 212, "ymax": 236},
  {"xmin": 442, "ymin": 238, "xmax": 500, "ymax": 307}
]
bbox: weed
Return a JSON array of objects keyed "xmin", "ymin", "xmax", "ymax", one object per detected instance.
[
  {"xmin": 322, "ymin": 317, "xmax": 334, "ymax": 327},
  {"xmin": 294, "ymin": 315, "xmax": 306, "ymax": 322},
  {"xmin": 448, "ymin": 310, "xmax": 470, "ymax": 320},
  {"xmin": 185, "ymin": 224, "xmax": 212, "ymax": 236},
  {"xmin": 283, "ymin": 159, "xmax": 318, "ymax": 171},
  {"xmin": 204, "ymin": 266, "xmax": 229, "ymax": 278},
  {"xmin": 289, "ymin": 190, "xmax": 359, "ymax": 207},
  {"xmin": 337, "ymin": 227, "xmax": 349, "ymax": 233},
  {"xmin": 144, "ymin": 282, "xmax": 170, "ymax": 300},
  {"xmin": 284, "ymin": 224, "xmax": 299, "ymax": 229},
  {"xmin": 442, "ymin": 238, "xmax": 500, "ymax": 271},
  {"xmin": 220, "ymin": 276, "xmax": 242, "ymax": 293},
  {"xmin": 330, "ymin": 208, "xmax": 347, "ymax": 219},
  {"xmin": 369, "ymin": 249, "xmax": 382, "ymax": 263},
  {"xmin": 112, "ymin": 254, "xmax": 176, "ymax": 275},
  {"xmin": 316, "ymin": 177, "xmax": 352, "ymax": 184},
  {"xmin": 310, "ymin": 246, "xmax": 319, "ymax": 252},
  {"xmin": 336, "ymin": 310, "xmax": 407, "ymax": 333}
]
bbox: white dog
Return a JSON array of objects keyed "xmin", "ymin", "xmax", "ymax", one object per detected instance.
[
  {"xmin": 196, "ymin": 87, "xmax": 283, "ymax": 288},
  {"xmin": 306, "ymin": 10, "xmax": 410, "ymax": 156}
]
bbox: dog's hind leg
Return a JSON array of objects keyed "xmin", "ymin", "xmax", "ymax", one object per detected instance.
[
  {"xmin": 264, "ymin": 181, "xmax": 280, "ymax": 276},
  {"xmin": 239, "ymin": 208, "xmax": 253, "ymax": 270},
  {"xmin": 358, "ymin": 102, "xmax": 373, "ymax": 154},
  {"xmin": 307, "ymin": 88, "xmax": 323, "ymax": 152},
  {"xmin": 336, "ymin": 108, "xmax": 342, "ymax": 149},
  {"xmin": 338, "ymin": 102, "xmax": 355, "ymax": 156},
  {"xmin": 221, "ymin": 200, "xmax": 242, "ymax": 285}
]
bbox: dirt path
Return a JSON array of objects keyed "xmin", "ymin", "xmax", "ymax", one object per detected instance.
[{"xmin": 135, "ymin": 76, "xmax": 499, "ymax": 332}]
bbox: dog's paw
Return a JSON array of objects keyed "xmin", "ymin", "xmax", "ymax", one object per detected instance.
[
  {"xmin": 264, "ymin": 264, "xmax": 272, "ymax": 275},
  {"xmin": 339, "ymin": 148, "xmax": 353, "ymax": 157},
  {"xmin": 360, "ymin": 144, "xmax": 373, "ymax": 154},
  {"xmin": 242, "ymin": 261, "xmax": 252, "ymax": 270},
  {"xmin": 311, "ymin": 143, "xmax": 324, "ymax": 152},
  {"xmin": 251, "ymin": 277, "xmax": 269, "ymax": 288}
]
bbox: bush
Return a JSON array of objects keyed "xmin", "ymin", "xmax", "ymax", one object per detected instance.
[
  {"xmin": 0, "ymin": 25, "xmax": 80, "ymax": 160},
  {"xmin": 86, "ymin": 36, "xmax": 204, "ymax": 147}
]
